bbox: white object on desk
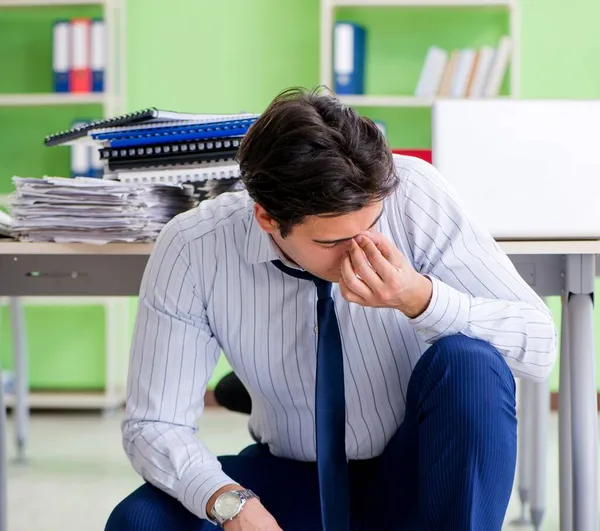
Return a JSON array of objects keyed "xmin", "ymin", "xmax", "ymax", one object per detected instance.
[{"xmin": 431, "ymin": 99, "xmax": 600, "ymax": 239}]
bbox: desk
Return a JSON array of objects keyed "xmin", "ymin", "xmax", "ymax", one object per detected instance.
[{"xmin": 0, "ymin": 240, "xmax": 597, "ymax": 531}]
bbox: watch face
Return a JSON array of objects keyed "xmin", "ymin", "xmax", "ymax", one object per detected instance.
[{"xmin": 215, "ymin": 492, "xmax": 241, "ymax": 519}]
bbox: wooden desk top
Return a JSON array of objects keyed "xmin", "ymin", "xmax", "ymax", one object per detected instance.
[{"xmin": 0, "ymin": 239, "xmax": 600, "ymax": 256}]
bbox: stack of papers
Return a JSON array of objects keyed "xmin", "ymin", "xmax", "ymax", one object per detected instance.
[{"xmin": 10, "ymin": 176, "xmax": 196, "ymax": 244}]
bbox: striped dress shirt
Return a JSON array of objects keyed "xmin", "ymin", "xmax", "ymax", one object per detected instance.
[{"xmin": 122, "ymin": 155, "xmax": 557, "ymax": 521}]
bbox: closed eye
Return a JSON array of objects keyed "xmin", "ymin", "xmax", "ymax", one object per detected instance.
[{"xmin": 320, "ymin": 242, "xmax": 342, "ymax": 249}]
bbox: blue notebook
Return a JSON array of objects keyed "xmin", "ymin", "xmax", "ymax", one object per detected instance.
[
  {"xmin": 95, "ymin": 118, "xmax": 257, "ymax": 149},
  {"xmin": 45, "ymin": 108, "xmax": 255, "ymax": 146}
]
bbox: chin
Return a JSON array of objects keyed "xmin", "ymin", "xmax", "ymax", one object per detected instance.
[{"xmin": 321, "ymin": 271, "xmax": 342, "ymax": 283}]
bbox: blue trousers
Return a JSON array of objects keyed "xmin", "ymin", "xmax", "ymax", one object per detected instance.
[{"xmin": 106, "ymin": 334, "xmax": 517, "ymax": 531}]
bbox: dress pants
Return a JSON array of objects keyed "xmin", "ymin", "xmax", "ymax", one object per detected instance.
[{"xmin": 106, "ymin": 334, "xmax": 518, "ymax": 531}]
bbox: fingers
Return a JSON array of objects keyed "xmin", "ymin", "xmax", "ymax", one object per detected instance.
[
  {"xmin": 354, "ymin": 234, "xmax": 397, "ymax": 281},
  {"xmin": 339, "ymin": 274, "xmax": 366, "ymax": 305},
  {"xmin": 347, "ymin": 239, "xmax": 383, "ymax": 289},
  {"xmin": 340, "ymin": 252, "xmax": 370, "ymax": 302}
]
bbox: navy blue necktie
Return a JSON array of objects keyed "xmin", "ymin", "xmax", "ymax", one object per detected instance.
[{"xmin": 271, "ymin": 260, "xmax": 350, "ymax": 531}]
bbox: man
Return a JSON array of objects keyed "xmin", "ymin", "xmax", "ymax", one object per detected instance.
[{"xmin": 106, "ymin": 87, "xmax": 557, "ymax": 531}]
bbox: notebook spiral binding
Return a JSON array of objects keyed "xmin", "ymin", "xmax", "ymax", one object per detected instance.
[
  {"xmin": 116, "ymin": 161, "xmax": 241, "ymax": 185},
  {"xmin": 100, "ymin": 137, "xmax": 243, "ymax": 160},
  {"xmin": 44, "ymin": 108, "xmax": 161, "ymax": 146}
]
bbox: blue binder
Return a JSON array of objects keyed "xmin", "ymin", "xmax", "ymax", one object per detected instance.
[
  {"xmin": 52, "ymin": 20, "xmax": 70, "ymax": 93},
  {"xmin": 92, "ymin": 118, "xmax": 257, "ymax": 148},
  {"xmin": 333, "ymin": 21, "xmax": 366, "ymax": 95}
]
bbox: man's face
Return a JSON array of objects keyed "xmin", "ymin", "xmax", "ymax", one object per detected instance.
[{"xmin": 255, "ymin": 202, "xmax": 384, "ymax": 282}]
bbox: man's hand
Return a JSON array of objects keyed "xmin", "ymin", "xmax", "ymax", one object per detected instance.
[
  {"xmin": 222, "ymin": 498, "xmax": 282, "ymax": 531},
  {"xmin": 207, "ymin": 485, "xmax": 282, "ymax": 531},
  {"xmin": 339, "ymin": 231, "xmax": 433, "ymax": 319}
]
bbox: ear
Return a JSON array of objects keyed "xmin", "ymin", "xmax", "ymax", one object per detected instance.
[{"xmin": 254, "ymin": 203, "xmax": 279, "ymax": 234}]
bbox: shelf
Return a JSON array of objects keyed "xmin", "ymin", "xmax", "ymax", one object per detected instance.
[
  {"xmin": 4, "ymin": 390, "xmax": 124, "ymax": 410},
  {"xmin": 0, "ymin": 93, "xmax": 105, "ymax": 107},
  {"xmin": 0, "ymin": 0, "xmax": 105, "ymax": 6},
  {"xmin": 338, "ymin": 95, "xmax": 434, "ymax": 107},
  {"xmin": 332, "ymin": 0, "xmax": 511, "ymax": 6}
]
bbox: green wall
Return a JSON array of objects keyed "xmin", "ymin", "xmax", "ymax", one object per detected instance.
[{"xmin": 2, "ymin": 0, "xmax": 599, "ymax": 392}]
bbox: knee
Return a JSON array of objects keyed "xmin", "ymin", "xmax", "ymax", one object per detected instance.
[
  {"xmin": 105, "ymin": 494, "xmax": 145, "ymax": 531},
  {"xmin": 417, "ymin": 334, "xmax": 516, "ymax": 403},
  {"xmin": 105, "ymin": 484, "xmax": 171, "ymax": 531}
]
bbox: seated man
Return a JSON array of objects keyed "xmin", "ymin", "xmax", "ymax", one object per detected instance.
[{"xmin": 106, "ymin": 87, "xmax": 557, "ymax": 531}]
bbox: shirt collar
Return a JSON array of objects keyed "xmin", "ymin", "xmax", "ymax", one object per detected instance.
[{"xmin": 244, "ymin": 204, "xmax": 282, "ymax": 265}]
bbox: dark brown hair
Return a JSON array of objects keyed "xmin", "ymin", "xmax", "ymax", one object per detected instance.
[{"xmin": 237, "ymin": 87, "xmax": 398, "ymax": 237}]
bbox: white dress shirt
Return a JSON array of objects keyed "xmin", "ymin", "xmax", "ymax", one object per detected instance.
[{"xmin": 122, "ymin": 154, "xmax": 557, "ymax": 520}]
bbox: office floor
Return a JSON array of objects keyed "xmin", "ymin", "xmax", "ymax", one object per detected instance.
[{"xmin": 4, "ymin": 409, "xmax": 578, "ymax": 531}]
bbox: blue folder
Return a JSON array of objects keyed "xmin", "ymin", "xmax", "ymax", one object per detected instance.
[
  {"xmin": 104, "ymin": 123, "xmax": 255, "ymax": 149},
  {"xmin": 334, "ymin": 21, "xmax": 366, "ymax": 95},
  {"xmin": 91, "ymin": 118, "xmax": 257, "ymax": 148}
]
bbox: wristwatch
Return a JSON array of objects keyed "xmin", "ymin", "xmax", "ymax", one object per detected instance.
[{"xmin": 210, "ymin": 489, "xmax": 259, "ymax": 526}]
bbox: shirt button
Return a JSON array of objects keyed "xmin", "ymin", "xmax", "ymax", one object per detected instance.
[{"xmin": 314, "ymin": 325, "xmax": 318, "ymax": 334}]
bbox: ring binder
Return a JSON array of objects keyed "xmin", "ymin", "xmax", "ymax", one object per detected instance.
[
  {"xmin": 115, "ymin": 162, "xmax": 241, "ymax": 184},
  {"xmin": 91, "ymin": 118, "xmax": 257, "ymax": 142},
  {"xmin": 104, "ymin": 121, "xmax": 255, "ymax": 149},
  {"xmin": 107, "ymin": 150, "xmax": 237, "ymax": 172},
  {"xmin": 99, "ymin": 138, "xmax": 243, "ymax": 160},
  {"xmin": 44, "ymin": 108, "xmax": 258, "ymax": 146}
]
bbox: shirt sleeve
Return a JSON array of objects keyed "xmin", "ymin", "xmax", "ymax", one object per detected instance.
[
  {"xmin": 397, "ymin": 157, "xmax": 558, "ymax": 382},
  {"xmin": 122, "ymin": 218, "xmax": 235, "ymax": 521}
]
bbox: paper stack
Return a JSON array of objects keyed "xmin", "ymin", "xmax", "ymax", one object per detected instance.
[{"xmin": 10, "ymin": 176, "xmax": 196, "ymax": 244}]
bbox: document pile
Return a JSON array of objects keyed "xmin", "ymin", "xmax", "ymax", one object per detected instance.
[
  {"xmin": 10, "ymin": 176, "xmax": 195, "ymax": 244},
  {"xmin": 44, "ymin": 107, "xmax": 259, "ymax": 197}
]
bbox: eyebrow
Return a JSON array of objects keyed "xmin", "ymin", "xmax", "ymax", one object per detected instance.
[{"xmin": 312, "ymin": 208, "xmax": 384, "ymax": 245}]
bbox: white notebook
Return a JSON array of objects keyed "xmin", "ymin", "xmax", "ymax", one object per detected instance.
[{"xmin": 116, "ymin": 161, "xmax": 241, "ymax": 184}]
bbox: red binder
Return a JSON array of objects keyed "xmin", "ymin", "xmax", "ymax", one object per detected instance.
[
  {"xmin": 392, "ymin": 149, "xmax": 432, "ymax": 164},
  {"xmin": 69, "ymin": 18, "xmax": 91, "ymax": 93}
]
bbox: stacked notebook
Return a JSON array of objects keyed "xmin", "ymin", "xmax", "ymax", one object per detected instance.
[
  {"xmin": 10, "ymin": 176, "xmax": 196, "ymax": 244},
  {"xmin": 44, "ymin": 107, "xmax": 259, "ymax": 191}
]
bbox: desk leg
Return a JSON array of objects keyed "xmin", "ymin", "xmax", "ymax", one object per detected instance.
[
  {"xmin": 559, "ymin": 295, "xmax": 573, "ymax": 531},
  {"xmin": 566, "ymin": 255, "xmax": 598, "ymax": 531},
  {"xmin": 10, "ymin": 297, "xmax": 28, "ymax": 464},
  {"xmin": 0, "ymin": 361, "xmax": 8, "ymax": 531},
  {"xmin": 513, "ymin": 379, "xmax": 532, "ymax": 525},
  {"xmin": 530, "ymin": 379, "xmax": 550, "ymax": 531}
]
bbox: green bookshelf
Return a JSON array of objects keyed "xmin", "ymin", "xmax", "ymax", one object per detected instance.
[{"xmin": 0, "ymin": 2, "xmax": 129, "ymax": 408}]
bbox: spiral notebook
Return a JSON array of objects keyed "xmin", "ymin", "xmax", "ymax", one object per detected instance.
[
  {"xmin": 107, "ymin": 150, "xmax": 237, "ymax": 171},
  {"xmin": 116, "ymin": 161, "xmax": 241, "ymax": 184},
  {"xmin": 44, "ymin": 108, "xmax": 257, "ymax": 146},
  {"xmin": 92, "ymin": 118, "xmax": 257, "ymax": 148},
  {"xmin": 99, "ymin": 138, "xmax": 243, "ymax": 160}
]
